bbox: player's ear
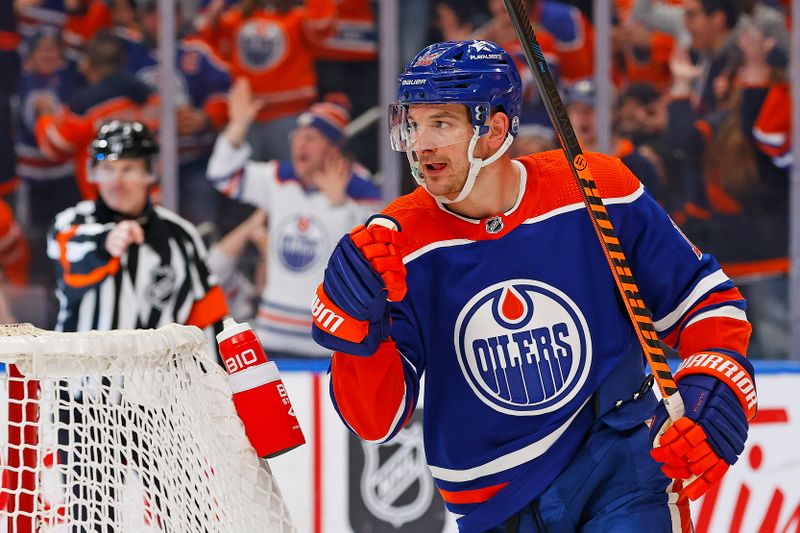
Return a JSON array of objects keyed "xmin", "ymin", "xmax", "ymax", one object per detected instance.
[{"xmin": 486, "ymin": 111, "xmax": 510, "ymax": 150}]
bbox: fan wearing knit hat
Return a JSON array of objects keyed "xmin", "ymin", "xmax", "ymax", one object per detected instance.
[
  {"xmin": 207, "ymin": 77, "xmax": 382, "ymax": 357},
  {"xmin": 291, "ymin": 92, "xmax": 360, "ymax": 204}
]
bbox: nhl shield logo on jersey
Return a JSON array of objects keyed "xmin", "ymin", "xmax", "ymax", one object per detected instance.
[
  {"xmin": 276, "ymin": 214, "xmax": 327, "ymax": 272},
  {"xmin": 485, "ymin": 216, "xmax": 503, "ymax": 234},
  {"xmin": 454, "ymin": 279, "xmax": 592, "ymax": 415},
  {"xmin": 146, "ymin": 265, "xmax": 177, "ymax": 309},
  {"xmin": 237, "ymin": 20, "xmax": 286, "ymax": 70}
]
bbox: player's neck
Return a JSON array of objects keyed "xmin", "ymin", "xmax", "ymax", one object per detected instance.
[{"xmin": 448, "ymin": 157, "xmax": 520, "ymax": 219}]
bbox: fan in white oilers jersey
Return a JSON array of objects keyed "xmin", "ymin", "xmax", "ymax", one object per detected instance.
[
  {"xmin": 311, "ymin": 40, "xmax": 757, "ymax": 533},
  {"xmin": 207, "ymin": 79, "xmax": 382, "ymax": 357}
]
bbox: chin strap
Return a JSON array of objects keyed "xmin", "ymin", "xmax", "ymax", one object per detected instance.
[{"xmin": 407, "ymin": 127, "xmax": 515, "ymax": 205}]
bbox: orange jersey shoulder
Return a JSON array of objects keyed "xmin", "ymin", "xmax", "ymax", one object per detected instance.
[
  {"xmin": 381, "ymin": 188, "xmax": 442, "ymax": 256},
  {"xmin": 383, "ymin": 152, "xmax": 641, "ymax": 259},
  {"xmin": 519, "ymin": 150, "xmax": 641, "ymax": 216}
]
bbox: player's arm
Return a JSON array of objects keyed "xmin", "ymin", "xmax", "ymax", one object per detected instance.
[
  {"xmin": 606, "ymin": 158, "xmax": 754, "ymax": 500},
  {"xmin": 329, "ymin": 333, "xmax": 421, "ymax": 443},
  {"xmin": 312, "ymin": 215, "xmax": 422, "ymax": 442}
]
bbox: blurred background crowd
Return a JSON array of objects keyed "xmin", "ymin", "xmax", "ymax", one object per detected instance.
[{"xmin": 0, "ymin": 0, "xmax": 794, "ymax": 358}]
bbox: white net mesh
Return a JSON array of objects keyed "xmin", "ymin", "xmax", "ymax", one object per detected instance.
[{"xmin": 0, "ymin": 324, "xmax": 296, "ymax": 533}]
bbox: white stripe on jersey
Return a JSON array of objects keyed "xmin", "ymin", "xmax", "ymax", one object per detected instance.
[
  {"xmin": 403, "ymin": 239, "xmax": 475, "ymax": 265},
  {"xmin": 523, "ymin": 183, "xmax": 646, "ymax": 226},
  {"xmin": 753, "ymin": 127, "xmax": 786, "ymax": 148},
  {"xmin": 428, "ymin": 397, "xmax": 590, "ymax": 483},
  {"xmin": 404, "ymin": 183, "xmax": 646, "ymax": 266},
  {"xmin": 653, "ymin": 269, "xmax": 730, "ymax": 332},
  {"xmin": 684, "ymin": 305, "xmax": 748, "ymax": 329}
]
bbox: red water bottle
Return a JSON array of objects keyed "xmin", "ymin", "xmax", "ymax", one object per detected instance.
[{"xmin": 216, "ymin": 317, "xmax": 305, "ymax": 458}]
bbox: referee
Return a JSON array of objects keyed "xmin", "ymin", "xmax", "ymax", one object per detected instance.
[{"xmin": 47, "ymin": 120, "xmax": 228, "ymax": 334}]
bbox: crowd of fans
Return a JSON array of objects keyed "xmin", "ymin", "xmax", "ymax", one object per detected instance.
[{"xmin": 0, "ymin": 0, "xmax": 793, "ymax": 358}]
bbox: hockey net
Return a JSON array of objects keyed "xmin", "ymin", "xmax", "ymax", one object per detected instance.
[{"xmin": 0, "ymin": 323, "xmax": 296, "ymax": 532}]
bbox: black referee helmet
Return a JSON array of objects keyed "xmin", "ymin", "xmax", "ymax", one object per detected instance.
[{"xmin": 89, "ymin": 120, "xmax": 159, "ymax": 164}]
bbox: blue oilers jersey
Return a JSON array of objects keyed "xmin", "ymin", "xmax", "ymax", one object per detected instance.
[{"xmin": 328, "ymin": 151, "xmax": 751, "ymax": 532}]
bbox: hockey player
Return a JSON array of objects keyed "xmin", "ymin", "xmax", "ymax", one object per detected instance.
[
  {"xmin": 48, "ymin": 120, "xmax": 227, "ymax": 335},
  {"xmin": 312, "ymin": 40, "xmax": 755, "ymax": 532}
]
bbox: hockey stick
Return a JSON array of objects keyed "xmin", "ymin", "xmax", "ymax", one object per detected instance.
[{"xmin": 502, "ymin": 0, "xmax": 685, "ymax": 422}]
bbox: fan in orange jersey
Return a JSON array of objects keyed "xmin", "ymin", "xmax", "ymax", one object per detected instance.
[{"xmin": 199, "ymin": 0, "xmax": 338, "ymax": 161}]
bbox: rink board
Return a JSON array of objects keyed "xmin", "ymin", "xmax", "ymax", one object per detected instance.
[{"xmin": 1, "ymin": 361, "xmax": 798, "ymax": 532}]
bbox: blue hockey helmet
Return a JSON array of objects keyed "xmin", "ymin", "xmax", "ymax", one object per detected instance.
[{"xmin": 389, "ymin": 40, "xmax": 522, "ymax": 152}]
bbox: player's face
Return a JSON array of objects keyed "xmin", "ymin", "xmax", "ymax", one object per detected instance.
[
  {"xmin": 94, "ymin": 158, "xmax": 153, "ymax": 216},
  {"xmin": 406, "ymin": 104, "xmax": 475, "ymax": 198},
  {"xmin": 290, "ymin": 126, "xmax": 336, "ymax": 181}
]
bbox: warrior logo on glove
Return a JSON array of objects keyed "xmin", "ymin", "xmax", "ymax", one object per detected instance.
[{"xmin": 650, "ymin": 350, "xmax": 757, "ymax": 500}]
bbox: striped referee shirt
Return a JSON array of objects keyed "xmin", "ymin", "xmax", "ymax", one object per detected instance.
[{"xmin": 47, "ymin": 199, "xmax": 228, "ymax": 333}]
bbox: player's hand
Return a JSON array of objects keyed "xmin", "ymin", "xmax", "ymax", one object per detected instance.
[
  {"xmin": 650, "ymin": 351, "xmax": 756, "ymax": 500},
  {"xmin": 105, "ymin": 220, "xmax": 145, "ymax": 257},
  {"xmin": 312, "ymin": 215, "xmax": 407, "ymax": 356}
]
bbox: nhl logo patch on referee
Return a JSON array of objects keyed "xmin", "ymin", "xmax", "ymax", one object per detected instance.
[{"xmin": 485, "ymin": 216, "xmax": 503, "ymax": 234}]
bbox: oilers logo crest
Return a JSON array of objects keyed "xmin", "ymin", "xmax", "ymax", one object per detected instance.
[
  {"xmin": 237, "ymin": 20, "xmax": 286, "ymax": 70},
  {"xmin": 277, "ymin": 215, "xmax": 327, "ymax": 272},
  {"xmin": 454, "ymin": 279, "xmax": 592, "ymax": 415}
]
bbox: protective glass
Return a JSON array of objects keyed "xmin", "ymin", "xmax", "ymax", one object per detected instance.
[{"xmin": 388, "ymin": 103, "xmax": 475, "ymax": 152}]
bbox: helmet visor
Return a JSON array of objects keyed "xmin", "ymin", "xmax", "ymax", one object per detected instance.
[{"xmin": 388, "ymin": 103, "xmax": 475, "ymax": 152}]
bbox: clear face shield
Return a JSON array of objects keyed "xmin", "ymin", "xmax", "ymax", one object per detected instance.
[{"xmin": 388, "ymin": 103, "xmax": 477, "ymax": 153}]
